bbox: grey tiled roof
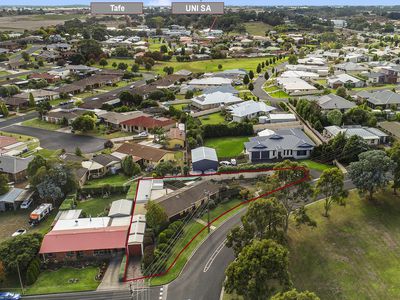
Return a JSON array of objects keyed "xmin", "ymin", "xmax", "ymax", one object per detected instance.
[
  {"xmin": 0, "ymin": 155, "xmax": 33, "ymax": 174},
  {"xmin": 357, "ymin": 90, "xmax": 400, "ymax": 105},
  {"xmin": 317, "ymin": 94, "xmax": 356, "ymax": 110},
  {"xmin": 191, "ymin": 147, "xmax": 218, "ymax": 162}
]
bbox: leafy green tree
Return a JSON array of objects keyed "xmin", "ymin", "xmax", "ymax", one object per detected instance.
[
  {"xmin": 0, "ymin": 174, "xmax": 9, "ymax": 195},
  {"xmin": 75, "ymin": 147, "xmax": 82, "ymax": 157},
  {"xmin": 99, "ymin": 58, "xmax": 108, "ymax": 67},
  {"xmin": 225, "ymin": 239, "xmax": 291, "ymax": 300},
  {"xmin": 271, "ymin": 289, "xmax": 320, "ymax": 300},
  {"xmin": 264, "ymin": 71, "xmax": 270, "ymax": 80},
  {"xmin": 36, "ymin": 101, "xmax": 51, "ymax": 117},
  {"xmin": 118, "ymin": 62, "xmax": 128, "ymax": 70},
  {"xmin": 71, "ymin": 115, "xmax": 96, "ymax": 132},
  {"xmin": 248, "ymin": 82, "xmax": 254, "ymax": 91},
  {"xmin": 336, "ymin": 87, "xmax": 347, "ymax": 98},
  {"xmin": 327, "ymin": 109, "xmax": 342, "ymax": 126},
  {"xmin": 122, "ymin": 156, "xmax": 141, "ymax": 177},
  {"xmin": 226, "ymin": 198, "xmax": 286, "ymax": 256},
  {"xmin": 218, "ymin": 64, "xmax": 223, "ymax": 70},
  {"xmin": 29, "ymin": 92, "xmax": 35, "ymax": 107},
  {"xmin": 314, "ymin": 168, "xmax": 345, "ymax": 217},
  {"xmin": 21, "ymin": 51, "xmax": 30, "ymax": 62},
  {"xmin": 348, "ymin": 150, "xmax": 394, "ymax": 200},
  {"xmin": 0, "ymin": 233, "xmax": 42, "ymax": 273},
  {"xmin": 256, "ymin": 64, "xmax": 262, "ymax": 73},
  {"xmin": 154, "ymin": 161, "xmax": 177, "ymax": 177},
  {"xmin": 388, "ymin": 142, "xmax": 400, "ymax": 194},
  {"xmin": 0, "ymin": 103, "xmax": 8, "ymax": 117},
  {"xmin": 27, "ymin": 155, "xmax": 47, "ymax": 177},
  {"xmin": 341, "ymin": 135, "xmax": 369, "ymax": 164},
  {"xmin": 131, "ymin": 64, "xmax": 140, "ymax": 72},
  {"xmin": 243, "ymin": 74, "xmax": 250, "ymax": 85},
  {"xmin": 77, "ymin": 39, "xmax": 103, "ymax": 61},
  {"xmin": 145, "ymin": 200, "xmax": 168, "ymax": 234},
  {"xmin": 288, "ymin": 54, "xmax": 298, "ymax": 64},
  {"xmin": 249, "ymin": 70, "xmax": 254, "ymax": 80},
  {"xmin": 160, "ymin": 44, "xmax": 168, "ymax": 53}
]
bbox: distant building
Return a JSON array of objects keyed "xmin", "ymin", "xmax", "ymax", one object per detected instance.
[
  {"xmin": 357, "ymin": 90, "xmax": 400, "ymax": 110},
  {"xmin": 228, "ymin": 100, "xmax": 276, "ymax": 123},
  {"xmin": 327, "ymin": 74, "xmax": 364, "ymax": 89},
  {"xmin": 324, "ymin": 125, "xmax": 388, "ymax": 145},
  {"xmin": 191, "ymin": 92, "xmax": 243, "ymax": 110},
  {"xmin": 316, "ymin": 94, "xmax": 356, "ymax": 112}
]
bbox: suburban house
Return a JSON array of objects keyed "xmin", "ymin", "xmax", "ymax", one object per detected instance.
[
  {"xmin": 276, "ymin": 77, "xmax": 318, "ymax": 95},
  {"xmin": 327, "ymin": 74, "xmax": 364, "ymax": 89},
  {"xmin": 188, "ymin": 77, "xmax": 232, "ymax": 88},
  {"xmin": 0, "ymin": 136, "xmax": 28, "ymax": 156},
  {"xmin": 227, "ymin": 100, "xmax": 276, "ymax": 122},
  {"xmin": 166, "ymin": 127, "xmax": 186, "ymax": 149},
  {"xmin": 280, "ymin": 71, "xmax": 320, "ymax": 80},
  {"xmin": 99, "ymin": 111, "xmax": 146, "ymax": 129},
  {"xmin": 191, "ymin": 146, "xmax": 218, "ymax": 173},
  {"xmin": 357, "ymin": 90, "xmax": 400, "ymax": 109},
  {"xmin": 81, "ymin": 154, "xmax": 121, "ymax": 179},
  {"xmin": 39, "ymin": 216, "xmax": 130, "ymax": 261},
  {"xmin": 334, "ymin": 62, "xmax": 368, "ymax": 74},
  {"xmin": 15, "ymin": 89, "xmax": 60, "ymax": 102},
  {"xmin": 0, "ymin": 155, "xmax": 33, "ymax": 183},
  {"xmin": 43, "ymin": 108, "xmax": 89, "ymax": 125},
  {"xmin": 316, "ymin": 94, "xmax": 356, "ymax": 112},
  {"xmin": 244, "ymin": 128, "xmax": 315, "ymax": 162},
  {"xmin": 29, "ymin": 73, "xmax": 61, "ymax": 84},
  {"xmin": 1, "ymin": 97, "xmax": 30, "ymax": 110},
  {"xmin": 120, "ymin": 116, "xmax": 175, "ymax": 133},
  {"xmin": 115, "ymin": 142, "xmax": 175, "ymax": 166},
  {"xmin": 286, "ymin": 64, "xmax": 329, "ymax": 76},
  {"xmin": 191, "ymin": 92, "xmax": 243, "ymax": 110},
  {"xmin": 324, "ymin": 125, "xmax": 388, "ymax": 145},
  {"xmin": 155, "ymin": 180, "xmax": 220, "ymax": 220}
]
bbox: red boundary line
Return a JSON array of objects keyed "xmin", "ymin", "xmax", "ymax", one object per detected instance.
[{"xmin": 123, "ymin": 166, "xmax": 309, "ymax": 282}]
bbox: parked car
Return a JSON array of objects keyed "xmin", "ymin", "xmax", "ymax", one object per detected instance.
[
  {"xmin": 20, "ymin": 198, "xmax": 33, "ymax": 209},
  {"xmin": 219, "ymin": 161, "xmax": 231, "ymax": 166},
  {"xmin": 138, "ymin": 131, "xmax": 148, "ymax": 137},
  {"xmin": 11, "ymin": 229, "xmax": 26, "ymax": 237},
  {"xmin": 0, "ymin": 292, "xmax": 21, "ymax": 300}
]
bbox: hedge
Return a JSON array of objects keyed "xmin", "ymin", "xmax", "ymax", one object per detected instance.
[
  {"xmin": 26, "ymin": 257, "xmax": 41, "ymax": 285},
  {"xmin": 202, "ymin": 123, "xmax": 253, "ymax": 138},
  {"xmin": 80, "ymin": 184, "xmax": 129, "ymax": 196},
  {"xmin": 59, "ymin": 193, "xmax": 76, "ymax": 210},
  {"xmin": 218, "ymin": 163, "xmax": 275, "ymax": 173}
]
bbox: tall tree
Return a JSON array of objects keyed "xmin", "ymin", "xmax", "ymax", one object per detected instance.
[
  {"xmin": 314, "ymin": 167, "xmax": 345, "ymax": 217},
  {"xmin": 243, "ymin": 74, "xmax": 250, "ymax": 85},
  {"xmin": 348, "ymin": 150, "xmax": 394, "ymax": 200},
  {"xmin": 225, "ymin": 239, "xmax": 291, "ymax": 300},
  {"xmin": 145, "ymin": 200, "xmax": 168, "ymax": 234},
  {"xmin": 388, "ymin": 142, "xmax": 400, "ymax": 194},
  {"xmin": 0, "ymin": 174, "xmax": 9, "ymax": 195},
  {"xmin": 122, "ymin": 156, "xmax": 141, "ymax": 177},
  {"xmin": 29, "ymin": 92, "xmax": 35, "ymax": 107},
  {"xmin": 226, "ymin": 198, "xmax": 286, "ymax": 256}
]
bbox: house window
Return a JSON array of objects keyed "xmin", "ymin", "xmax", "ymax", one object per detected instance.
[
  {"xmin": 66, "ymin": 251, "xmax": 75, "ymax": 257},
  {"xmin": 297, "ymin": 150, "xmax": 307, "ymax": 156}
]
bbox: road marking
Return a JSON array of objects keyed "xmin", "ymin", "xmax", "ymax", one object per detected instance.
[{"xmin": 203, "ymin": 238, "xmax": 227, "ymax": 273}]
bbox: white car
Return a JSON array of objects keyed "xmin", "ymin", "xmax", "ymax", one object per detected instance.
[
  {"xmin": 11, "ymin": 229, "xmax": 26, "ymax": 237},
  {"xmin": 20, "ymin": 198, "xmax": 33, "ymax": 209},
  {"xmin": 138, "ymin": 131, "xmax": 148, "ymax": 137},
  {"xmin": 219, "ymin": 161, "xmax": 231, "ymax": 166}
]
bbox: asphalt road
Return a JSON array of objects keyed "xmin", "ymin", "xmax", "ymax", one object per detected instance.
[
  {"xmin": 2, "ymin": 125, "xmax": 106, "ymax": 153},
  {"xmin": 0, "ymin": 112, "xmax": 38, "ymax": 129}
]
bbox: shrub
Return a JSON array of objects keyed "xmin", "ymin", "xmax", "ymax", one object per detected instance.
[{"xmin": 25, "ymin": 257, "xmax": 41, "ymax": 285}]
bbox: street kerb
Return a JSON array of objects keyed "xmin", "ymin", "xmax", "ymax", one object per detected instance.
[{"xmin": 123, "ymin": 166, "xmax": 309, "ymax": 282}]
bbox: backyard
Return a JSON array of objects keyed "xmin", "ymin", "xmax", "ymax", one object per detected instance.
[
  {"xmin": 204, "ymin": 136, "xmax": 248, "ymax": 158},
  {"xmin": 77, "ymin": 193, "xmax": 126, "ymax": 217},
  {"xmin": 299, "ymin": 159, "xmax": 334, "ymax": 172},
  {"xmin": 199, "ymin": 113, "xmax": 227, "ymax": 125},
  {"xmin": 84, "ymin": 173, "xmax": 130, "ymax": 188},
  {"xmin": 289, "ymin": 189, "xmax": 400, "ymax": 300}
]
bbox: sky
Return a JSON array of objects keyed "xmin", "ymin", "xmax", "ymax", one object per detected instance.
[{"xmin": 0, "ymin": 0, "xmax": 399, "ymax": 6}]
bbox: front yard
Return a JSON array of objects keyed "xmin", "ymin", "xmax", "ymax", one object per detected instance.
[
  {"xmin": 199, "ymin": 113, "xmax": 227, "ymax": 125},
  {"xmin": 21, "ymin": 118, "xmax": 63, "ymax": 131},
  {"xmin": 25, "ymin": 267, "xmax": 100, "ymax": 295},
  {"xmin": 204, "ymin": 136, "xmax": 248, "ymax": 158},
  {"xmin": 269, "ymin": 90, "xmax": 290, "ymax": 98}
]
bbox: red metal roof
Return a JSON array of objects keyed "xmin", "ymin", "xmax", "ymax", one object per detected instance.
[
  {"xmin": 120, "ymin": 116, "xmax": 174, "ymax": 129},
  {"xmin": 39, "ymin": 226, "xmax": 128, "ymax": 254}
]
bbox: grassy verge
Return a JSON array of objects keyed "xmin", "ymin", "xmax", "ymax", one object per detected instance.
[
  {"xmin": 204, "ymin": 136, "xmax": 248, "ymax": 158},
  {"xmin": 269, "ymin": 90, "xmax": 289, "ymax": 98},
  {"xmin": 199, "ymin": 112, "xmax": 226, "ymax": 125},
  {"xmin": 289, "ymin": 189, "xmax": 400, "ymax": 299},
  {"xmin": 21, "ymin": 118, "xmax": 63, "ymax": 131},
  {"xmin": 25, "ymin": 267, "xmax": 100, "ymax": 295},
  {"xmin": 352, "ymin": 84, "xmax": 398, "ymax": 92},
  {"xmin": 126, "ymin": 181, "xmax": 138, "ymax": 200},
  {"xmin": 200, "ymin": 198, "xmax": 245, "ymax": 227}
]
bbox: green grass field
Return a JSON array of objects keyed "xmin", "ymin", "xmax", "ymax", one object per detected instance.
[
  {"xmin": 126, "ymin": 181, "xmax": 138, "ymax": 200},
  {"xmin": 85, "ymin": 174, "xmax": 130, "ymax": 188},
  {"xmin": 244, "ymin": 22, "xmax": 272, "ymax": 36},
  {"xmin": 25, "ymin": 267, "xmax": 99, "ymax": 295},
  {"xmin": 199, "ymin": 113, "xmax": 226, "ymax": 125},
  {"xmin": 204, "ymin": 136, "xmax": 248, "ymax": 158},
  {"xmin": 264, "ymin": 85, "xmax": 280, "ymax": 92},
  {"xmin": 352, "ymin": 84, "xmax": 398, "ymax": 92},
  {"xmin": 269, "ymin": 90, "xmax": 289, "ymax": 98},
  {"xmin": 77, "ymin": 193, "xmax": 126, "ymax": 217},
  {"xmin": 299, "ymin": 160, "xmax": 334, "ymax": 172},
  {"xmin": 200, "ymin": 198, "xmax": 244, "ymax": 227},
  {"xmin": 289, "ymin": 189, "xmax": 400, "ymax": 300}
]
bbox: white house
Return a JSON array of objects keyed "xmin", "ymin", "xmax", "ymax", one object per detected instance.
[
  {"xmin": 324, "ymin": 125, "xmax": 388, "ymax": 145},
  {"xmin": 227, "ymin": 100, "xmax": 276, "ymax": 122},
  {"xmin": 327, "ymin": 74, "xmax": 364, "ymax": 89},
  {"xmin": 191, "ymin": 92, "xmax": 243, "ymax": 110},
  {"xmin": 276, "ymin": 77, "xmax": 318, "ymax": 96}
]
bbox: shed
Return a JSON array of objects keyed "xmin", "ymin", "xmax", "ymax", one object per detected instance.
[
  {"xmin": 191, "ymin": 147, "xmax": 218, "ymax": 173},
  {"xmin": 108, "ymin": 199, "xmax": 133, "ymax": 218},
  {"xmin": 0, "ymin": 188, "xmax": 26, "ymax": 212},
  {"xmin": 128, "ymin": 214, "xmax": 146, "ymax": 256}
]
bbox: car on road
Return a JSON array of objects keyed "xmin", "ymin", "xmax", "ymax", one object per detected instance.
[
  {"xmin": 11, "ymin": 229, "xmax": 26, "ymax": 237},
  {"xmin": 0, "ymin": 292, "xmax": 21, "ymax": 300}
]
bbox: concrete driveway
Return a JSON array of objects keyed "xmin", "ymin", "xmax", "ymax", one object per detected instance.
[{"xmin": 3, "ymin": 125, "xmax": 106, "ymax": 153}]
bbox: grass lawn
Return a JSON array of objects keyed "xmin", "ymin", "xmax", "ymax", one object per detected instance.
[
  {"xmin": 201, "ymin": 198, "xmax": 245, "ymax": 227},
  {"xmin": 85, "ymin": 174, "xmax": 130, "ymax": 188},
  {"xmin": 264, "ymin": 85, "xmax": 280, "ymax": 92},
  {"xmin": 289, "ymin": 189, "xmax": 400, "ymax": 300},
  {"xmin": 126, "ymin": 181, "xmax": 138, "ymax": 200},
  {"xmin": 150, "ymin": 221, "xmax": 208, "ymax": 286},
  {"xmin": 152, "ymin": 57, "xmax": 273, "ymax": 74},
  {"xmin": 204, "ymin": 136, "xmax": 248, "ymax": 158},
  {"xmin": 21, "ymin": 118, "xmax": 63, "ymax": 131},
  {"xmin": 299, "ymin": 159, "xmax": 334, "ymax": 172},
  {"xmin": 199, "ymin": 113, "xmax": 226, "ymax": 125},
  {"xmin": 352, "ymin": 84, "xmax": 398, "ymax": 92},
  {"xmin": 33, "ymin": 148, "xmax": 61, "ymax": 159},
  {"xmin": 25, "ymin": 267, "xmax": 100, "ymax": 295},
  {"xmin": 269, "ymin": 90, "xmax": 289, "ymax": 98},
  {"xmin": 0, "ymin": 71, "xmax": 10, "ymax": 76},
  {"xmin": 171, "ymin": 103, "xmax": 189, "ymax": 111},
  {"xmin": 244, "ymin": 22, "xmax": 272, "ymax": 36},
  {"xmin": 77, "ymin": 193, "xmax": 126, "ymax": 217},
  {"xmin": 316, "ymin": 79, "xmax": 327, "ymax": 86}
]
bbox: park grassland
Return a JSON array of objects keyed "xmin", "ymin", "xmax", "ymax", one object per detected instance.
[{"xmin": 289, "ymin": 189, "xmax": 400, "ymax": 300}]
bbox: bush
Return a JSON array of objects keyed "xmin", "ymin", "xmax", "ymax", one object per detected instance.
[
  {"xmin": 202, "ymin": 123, "xmax": 253, "ymax": 138},
  {"xmin": 218, "ymin": 162, "xmax": 275, "ymax": 172},
  {"xmin": 59, "ymin": 193, "xmax": 76, "ymax": 210},
  {"xmin": 80, "ymin": 184, "xmax": 128, "ymax": 196},
  {"xmin": 141, "ymin": 245, "xmax": 155, "ymax": 275},
  {"xmin": 25, "ymin": 257, "xmax": 41, "ymax": 285}
]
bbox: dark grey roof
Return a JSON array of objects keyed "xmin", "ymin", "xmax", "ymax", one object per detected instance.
[
  {"xmin": 245, "ymin": 128, "xmax": 315, "ymax": 152},
  {"xmin": 203, "ymin": 85, "xmax": 239, "ymax": 95},
  {"xmin": 0, "ymin": 155, "xmax": 33, "ymax": 174},
  {"xmin": 0, "ymin": 188, "xmax": 25, "ymax": 204},
  {"xmin": 357, "ymin": 90, "xmax": 400, "ymax": 106},
  {"xmin": 92, "ymin": 154, "xmax": 121, "ymax": 166},
  {"xmin": 317, "ymin": 94, "xmax": 356, "ymax": 110}
]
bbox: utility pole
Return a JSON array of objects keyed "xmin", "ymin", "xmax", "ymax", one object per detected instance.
[
  {"xmin": 16, "ymin": 260, "xmax": 24, "ymax": 294},
  {"xmin": 204, "ymin": 190, "xmax": 211, "ymax": 234}
]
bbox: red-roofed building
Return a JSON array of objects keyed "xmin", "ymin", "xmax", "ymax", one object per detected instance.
[
  {"xmin": 29, "ymin": 73, "xmax": 61, "ymax": 84},
  {"xmin": 39, "ymin": 226, "xmax": 128, "ymax": 261},
  {"xmin": 121, "ymin": 116, "xmax": 175, "ymax": 133}
]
